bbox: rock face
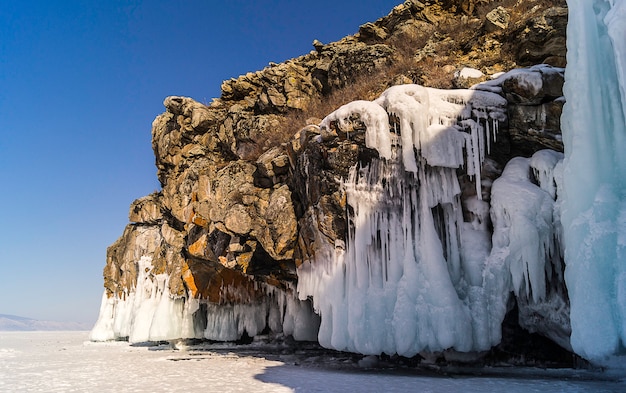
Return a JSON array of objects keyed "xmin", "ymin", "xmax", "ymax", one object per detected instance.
[{"xmin": 92, "ymin": 0, "xmax": 575, "ymax": 365}]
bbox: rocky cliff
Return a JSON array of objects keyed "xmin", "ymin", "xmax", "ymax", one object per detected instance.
[{"xmin": 92, "ymin": 0, "xmax": 576, "ymax": 365}]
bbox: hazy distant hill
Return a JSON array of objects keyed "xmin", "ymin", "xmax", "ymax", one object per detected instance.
[{"xmin": 0, "ymin": 314, "xmax": 91, "ymax": 331}]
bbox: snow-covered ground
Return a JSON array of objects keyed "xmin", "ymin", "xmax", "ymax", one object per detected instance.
[{"xmin": 0, "ymin": 331, "xmax": 624, "ymax": 392}]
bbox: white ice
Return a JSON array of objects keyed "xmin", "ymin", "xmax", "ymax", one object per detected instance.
[
  {"xmin": 489, "ymin": 153, "xmax": 562, "ymax": 304},
  {"xmin": 301, "ymin": 83, "xmax": 567, "ymax": 356}
]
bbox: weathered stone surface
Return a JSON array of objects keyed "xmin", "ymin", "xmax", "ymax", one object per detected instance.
[
  {"xmin": 256, "ymin": 185, "xmax": 298, "ymax": 260},
  {"xmin": 358, "ymin": 22, "xmax": 388, "ymax": 42},
  {"xmin": 225, "ymin": 204, "xmax": 253, "ymax": 235},
  {"xmin": 508, "ymin": 99, "xmax": 564, "ymax": 155},
  {"xmin": 485, "ymin": 6, "xmax": 510, "ymax": 32},
  {"xmin": 160, "ymin": 221, "xmax": 185, "ymax": 249},
  {"xmin": 327, "ymin": 43, "xmax": 395, "ymax": 89},
  {"xmin": 513, "ymin": 7, "xmax": 568, "ymax": 67},
  {"xmin": 129, "ymin": 193, "xmax": 162, "ymax": 224},
  {"xmin": 99, "ymin": 0, "xmax": 573, "ymax": 364},
  {"xmin": 388, "ymin": 19, "xmax": 434, "ymax": 44},
  {"xmin": 445, "ymin": 0, "xmax": 496, "ymax": 16},
  {"xmin": 255, "ymin": 146, "xmax": 291, "ymax": 187},
  {"xmin": 182, "ymin": 259, "xmax": 263, "ymax": 302},
  {"xmin": 103, "ymin": 224, "xmax": 162, "ymax": 296}
]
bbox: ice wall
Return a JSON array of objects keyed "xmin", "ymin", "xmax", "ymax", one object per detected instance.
[
  {"xmin": 299, "ymin": 83, "xmax": 566, "ymax": 356},
  {"xmin": 561, "ymin": 0, "xmax": 626, "ymax": 360}
]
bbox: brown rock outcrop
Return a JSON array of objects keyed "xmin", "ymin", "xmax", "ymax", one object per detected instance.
[{"xmin": 97, "ymin": 1, "xmax": 570, "ymax": 362}]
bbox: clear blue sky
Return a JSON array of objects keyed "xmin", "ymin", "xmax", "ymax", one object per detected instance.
[{"xmin": 0, "ymin": 0, "xmax": 400, "ymax": 324}]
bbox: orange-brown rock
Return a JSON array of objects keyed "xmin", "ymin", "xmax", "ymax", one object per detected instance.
[{"xmin": 182, "ymin": 259, "xmax": 263, "ymax": 303}]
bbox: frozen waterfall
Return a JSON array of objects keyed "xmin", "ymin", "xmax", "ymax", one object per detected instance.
[
  {"xmin": 298, "ymin": 83, "xmax": 565, "ymax": 356},
  {"xmin": 561, "ymin": 0, "xmax": 626, "ymax": 360}
]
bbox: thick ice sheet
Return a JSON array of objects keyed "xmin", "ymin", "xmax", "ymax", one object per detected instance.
[
  {"xmin": 1, "ymin": 331, "xmax": 623, "ymax": 393},
  {"xmin": 561, "ymin": 0, "xmax": 626, "ymax": 360}
]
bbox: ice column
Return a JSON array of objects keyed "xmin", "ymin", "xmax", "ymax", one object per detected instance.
[{"xmin": 561, "ymin": 0, "xmax": 626, "ymax": 359}]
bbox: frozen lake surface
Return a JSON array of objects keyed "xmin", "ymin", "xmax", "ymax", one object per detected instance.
[{"xmin": 0, "ymin": 331, "xmax": 624, "ymax": 392}]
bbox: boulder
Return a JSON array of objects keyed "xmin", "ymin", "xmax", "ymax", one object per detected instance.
[
  {"xmin": 358, "ymin": 22, "xmax": 388, "ymax": 42},
  {"xmin": 501, "ymin": 67, "xmax": 564, "ymax": 105},
  {"xmin": 485, "ymin": 6, "xmax": 510, "ymax": 32},
  {"xmin": 327, "ymin": 43, "xmax": 395, "ymax": 89}
]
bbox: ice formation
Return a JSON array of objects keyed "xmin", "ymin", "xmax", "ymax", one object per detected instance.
[
  {"xmin": 90, "ymin": 1, "xmax": 626, "ymax": 363},
  {"xmin": 560, "ymin": 0, "xmax": 626, "ymax": 360},
  {"xmin": 90, "ymin": 254, "xmax": 319, "ymax": 343},
  {"xmin": 298, "ymin": 83, "xmax": 566, "ymax": 356}
]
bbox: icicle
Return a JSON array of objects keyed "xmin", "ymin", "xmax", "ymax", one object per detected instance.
[{"xmin": 298, "ymin": 82, "xmax": 510, "ymax": 355}]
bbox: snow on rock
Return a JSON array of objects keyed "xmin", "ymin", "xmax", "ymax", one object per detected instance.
[
  {"xmin": 320, "ymin": 100, "xmax": 391, "ymax": 159},
  {"xmin": 561, "ymin": 0, "xmax": 626, "ymax": 361},
  {"xmin": 456, "ymin": 67, "xmax": 484, "ymax": 79},
  {"xmin": 472, "ymin": 64, "xmax": 565, "ymax": 101},
  {"xmin": 299, "ymin": 83, "xmax": 568, "ymax": 356}
]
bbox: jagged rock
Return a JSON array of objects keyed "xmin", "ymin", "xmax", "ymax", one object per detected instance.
[
  {"xmin": 514, "ymin": 7, "xmax": 568, "ymax": 67},
  {"xmin": 95, "ymin": 0, "xmax": 574, "ymax": 365},
  {"xmin": 103, "ymin": 224, "xmax": 162, "ymax": 296},
  {"xmin": 160, "ymin": 221, "xmax": 185, "ymax": 249},
  {"xmin": 388, "ymin": 19, "xmax": 434, "ymax": 45},
  {"xmin": 439, "ymin": 0, "xmax": 495, "ymax": 15},
  {"xmin": 380, "ymin": 1, "xmax": 418, "ymax": 29},
  {"xmin": 358, "ymin": 22, "xmax": 388, "ymax": 42},
  {"xmin": 255, "ymin": 146, "xmax": 290, "ymax": 187},
  {"xmin": 261, "ymin": 86, "xmax": 286, "ymax": 109},
  {"xmin": 508, "ymin": 99, "xmax": 564, "ymax": 155},
  {"xmin": 163, "ymin": 96, "xmax": 216, "ymax": 132},
  {"xmin": 327, "ymin": 43, "xmax": 395, "ymax": 89},
  {"xmin": 129, "ymin": 193, "xmax": 162, "ymax": 224},
  {"xmin": 152, "ymin": 96, "xmax": 234, "ymax": 188},
  {"xmin": 221, "ymin": 76, "xmax": 257, "ymax": 101},
  {"xmin": 312, "ymin": 39, "xmax": 324, "ymax": 52},
  {"xmin": 225, "ymin": 204, "xmax": 253, "ymax": 235},
  {"xmin": 182, "ymin": 259, "xmax": 264, "ymax": 302},
  {"xmin": 485, "ymin": 6, "xmax": 510, "ymax": 32}
]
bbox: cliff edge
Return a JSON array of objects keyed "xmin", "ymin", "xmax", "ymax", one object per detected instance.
[{"xmin": 92, "ymin": 0, "xmax": 577, "ymax": 366}]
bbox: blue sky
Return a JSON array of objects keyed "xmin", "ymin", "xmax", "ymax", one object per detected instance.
[{"xmin": 0, "ymin": 0, "xmax": 400, "ymax": 324}]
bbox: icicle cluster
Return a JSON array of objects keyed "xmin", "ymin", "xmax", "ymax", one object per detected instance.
[
  {"xmin": 91, "ymin": 254, "xmax": 320, "ymax": 343},
  {"xmin": 299, "ymin": 84, "xmax": 565, "ymax": 355}
]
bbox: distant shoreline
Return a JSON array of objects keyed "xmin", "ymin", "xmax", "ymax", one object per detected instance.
[{"xmin": 0, "ymin": 314, "xmax": 92, "ymax": 331}]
